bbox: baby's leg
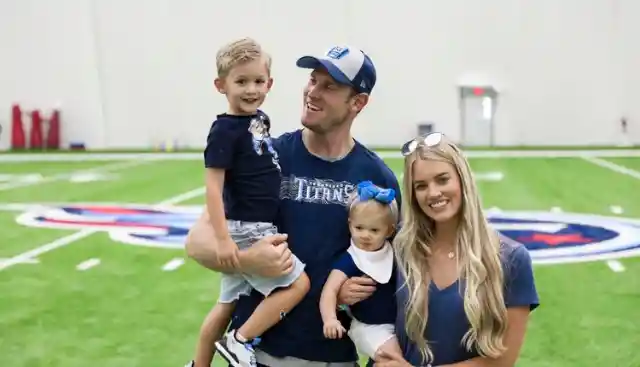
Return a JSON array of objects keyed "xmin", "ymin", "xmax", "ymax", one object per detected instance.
[{"xmin": 194, "ymin": 302, "xmax": 235, "ymax": 367}]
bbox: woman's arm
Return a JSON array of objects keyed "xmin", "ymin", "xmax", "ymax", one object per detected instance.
[
  {"xmin": 438, "ymin": 306, "xmax": 532, "ymax": 367},
  {"xmin": 375, "ymin": 306, "xmax": 531, "ymax": 367}
]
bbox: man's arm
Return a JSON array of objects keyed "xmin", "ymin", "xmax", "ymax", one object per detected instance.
[
  {"xmin": 205, "ymin": 168, "xmax": 239, "ymax": 269},
  {"xmin": 185, "ymin": 209, "xmax": 295, "ymax": 277},
  {"xmin": 185, "ymin": 209, "xmax": 232, "ymax": 273}
]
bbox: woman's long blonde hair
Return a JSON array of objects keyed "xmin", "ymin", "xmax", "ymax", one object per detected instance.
[{"xmin": 393, "ymin": 138, "xmax": 507, "ymax": 364}]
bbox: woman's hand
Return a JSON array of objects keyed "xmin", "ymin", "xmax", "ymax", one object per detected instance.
[{"xmin": 373, "ymin": 348, "xmax": 413, "ymax": 367}]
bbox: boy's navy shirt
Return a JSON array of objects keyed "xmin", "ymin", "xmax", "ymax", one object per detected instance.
[
  {"xmin": 332, "ymin": 252, "xmax": 397, "ymax": 325},
  {"xmin": 373, "ymin": 243, "xmax": 539, "ymax": 367},
  {"xmin": 204, "ymin": 112, "xmax": 281, "ymax": 223},
  {"xmin": 228, "ymin": 129, "xmax": 401, "ymax": 363}
]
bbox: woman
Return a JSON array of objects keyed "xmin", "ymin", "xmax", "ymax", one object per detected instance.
[{"xmin": 374, "ymin": 132, "xmax": 539, "ymax": 367}]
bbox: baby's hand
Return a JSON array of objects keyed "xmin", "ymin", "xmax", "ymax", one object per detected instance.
[{"xmin": 323, "ymin": 319, "xmax": 346, "ymax": 339}]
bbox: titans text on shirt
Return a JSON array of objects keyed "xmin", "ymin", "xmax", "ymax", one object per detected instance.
[
  {"xmin": 228, "ymin": 129, "xmax": 401, "ymax": 363},
  {"xmin": 204, "ymin": 113, "xmax": 281, "ymax": 223}
]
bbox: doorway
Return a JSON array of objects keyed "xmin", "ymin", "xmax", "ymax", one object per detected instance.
[{"xmin": 459, "ymin": 86, "xmax": 498, "ymax": 147}]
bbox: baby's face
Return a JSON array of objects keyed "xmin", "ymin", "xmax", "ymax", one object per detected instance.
[{"xmin": 348, "ymin": 204, "xmax": 392, "ymax": 252}]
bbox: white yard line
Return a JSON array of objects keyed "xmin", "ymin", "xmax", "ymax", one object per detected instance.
[
  {"xmin": 0, "ymin": 203, "xmax": 48, "ymax": 212},
  {"xmin": 0, "ymin": 153, "xmax": 201, "ymax": 162},
  {"xmin": 0, "ymin": 257, "xmax": 38, "ymax": 264},
  {"xmin": 161, "ymin": 257, "xmax": 185, "ymax": 271},
  {"xmin": 76, "ymin": 258, "xmax": 101, "ymax": 271},
  {"xmin": 0, "ymin": 186, "xmax": 205, "ymax": 271},
  {"xmin": 0, "ymin": 160, "xmax": 148, "ymax": 191},
  {"xmin": 159, "ymin": 187, "xmax": 205, "ymax": 205},
  {"xmin": 610, "ymin": 205, "xmax": 624, "ymax": 215},
  {"xmin": 581, "ymin": 156, "xmax": 640, "ymax": 180},
  {"xmin": 1, "ymin": 149, "xmax": 640, "ymax": 162},
  {"xmin": 606, "ymin": 260, "xmax": 625, "ymax": 273}
]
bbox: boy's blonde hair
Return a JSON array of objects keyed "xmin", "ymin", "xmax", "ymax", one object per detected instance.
[{"xmin": 216, "ymin": 37, "xmax": 272, "ymax": 78}]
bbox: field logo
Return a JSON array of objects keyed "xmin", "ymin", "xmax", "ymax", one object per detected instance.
[
  {"xmin": 14, "ymin": 205, "xmax": 640, "ymax": 264},
  {"xmin": 15, "ymin": 204, "xmax": 202, "ymax": 249}
]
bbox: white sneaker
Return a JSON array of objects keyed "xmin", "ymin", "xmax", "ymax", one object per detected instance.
[
  {"xmin": 214, "ymin": 330, "xmax": 259, "ymax": 367},
  {"xmin": 183, "ymin": 361, "xmax": 195, "ymax": 367}
]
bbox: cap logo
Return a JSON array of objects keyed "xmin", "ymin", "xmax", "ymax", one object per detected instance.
[{"xmin": 326, "ymin": 46, "xmax": 350, "ymax": 60}]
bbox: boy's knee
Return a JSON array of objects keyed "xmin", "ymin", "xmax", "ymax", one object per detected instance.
[
  {"xmin": 294, "ymin": 271, "xmax": 311, "ymax": 294},
  {"xmin": 214, "ymin": 301, "xmax": 237, "ymax": 316}
]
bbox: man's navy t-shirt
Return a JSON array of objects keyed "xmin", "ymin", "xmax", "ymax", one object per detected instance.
[
  {"xmin": 228, "ymin": 129, "xmax": 401, "ymax": 363},
  {"xmin": 203, "ymin": 112, "xmax": 281, "ymax": 223},
  {"xmin": 388, "ymin": 243, "xmax": 539, "ymax": 366}
]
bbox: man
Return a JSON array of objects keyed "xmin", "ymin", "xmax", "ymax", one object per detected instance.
[{"xmin": 186, "ymin": 45, "xmax": 401, "ymax": 367}]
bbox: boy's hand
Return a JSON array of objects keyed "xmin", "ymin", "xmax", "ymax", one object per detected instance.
[
  {"xmin": 323, "ymin": 319, "xmax": 346, "ymax": 339},
  {"xmin": 216, "ymin": 237, "xmax": 240, "ymax": 269}
]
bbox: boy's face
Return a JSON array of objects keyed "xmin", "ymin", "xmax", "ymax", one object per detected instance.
[{"xmin": 215, "ymin": 58, "xmax": 273, "ymax": 115}]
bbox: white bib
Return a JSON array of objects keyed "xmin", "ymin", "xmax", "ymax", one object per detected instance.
[{"xmin": 346, "ymin": 240, "xmax": 394, "ymax": 284}]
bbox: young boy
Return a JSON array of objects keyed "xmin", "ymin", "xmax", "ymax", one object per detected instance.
[{"xmin": 186, "ymin": 38, "xmax": 310, "ymax": 367}]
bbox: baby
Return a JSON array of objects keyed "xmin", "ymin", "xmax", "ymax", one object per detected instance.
[{"xmin": 319, "ymin": 180, "xmax": 402, "ymax": 360}]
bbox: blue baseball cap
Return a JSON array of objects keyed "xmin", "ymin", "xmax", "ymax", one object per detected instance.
[{"xmin": 296, "ymin": 45, "xmax": 377, "ymax": 95}]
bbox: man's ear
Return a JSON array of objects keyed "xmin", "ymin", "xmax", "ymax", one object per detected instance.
[
  {"xmin": 214, "ymin": 77, "xmax": 225, "ymax": 94},
  {"xmin": 351, "ymin": 93, "xmax": 369, "ymax": 114}
]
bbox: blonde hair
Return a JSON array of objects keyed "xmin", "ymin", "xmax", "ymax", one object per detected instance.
[
  {"xmin": 393, "ymin": 137, "xmax": 507, "ymax": 364},
  {"xmin": 216, "ymin": 37, "xmax": 272, "ymax": 78},
  {"xmin": 347, "ymin": 186, "xmax": 399, "ymax": 231}
]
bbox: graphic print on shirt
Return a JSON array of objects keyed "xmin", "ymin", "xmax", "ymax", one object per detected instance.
[
  {"xmin": 248, "ymin": 115, "xmax": 280, "ymax": 171},
  {"xmin": 280, "ymin": 175, "xmax": 356, "ymax": 205}
]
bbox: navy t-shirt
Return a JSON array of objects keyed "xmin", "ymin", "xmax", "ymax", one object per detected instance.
[
  {"xmin": 228, "ymin": 129, "xmax": 401, "ymax": 363},
  {"xmin": 203, "ymin": 112, "xmax": 281, "ymax": 223},
  {"xmin": 332, "ymin": 251, "xmax": 397, "ymax": 325},
  {"xmin": 389, "ymin": 243, "xmax": 540, "ymax": 366}
]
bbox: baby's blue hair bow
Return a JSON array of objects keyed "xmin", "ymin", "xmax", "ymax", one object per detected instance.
[{"xmin": 356, "ymin": 181, "xmax": 395, "ymax": 204}]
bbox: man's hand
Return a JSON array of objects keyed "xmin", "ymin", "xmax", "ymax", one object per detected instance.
[
  {"xmin": 337, "ymin": 276, "xmax": 377, "ymax": 305},
  {"xmin": 240, "ymin": 233, "xmax": 294, "ymax": 278}
]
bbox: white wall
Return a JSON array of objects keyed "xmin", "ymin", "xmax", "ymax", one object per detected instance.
[{"xmin": 1, "ymin": 0, "xmax": 638, "ymax": 150}]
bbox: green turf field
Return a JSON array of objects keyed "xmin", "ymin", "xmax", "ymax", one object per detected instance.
[{"xmin": 1, "ymin": 150, "xmax": 639, "ymax": 367}]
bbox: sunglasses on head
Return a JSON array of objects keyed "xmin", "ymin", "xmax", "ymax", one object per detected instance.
[{"xmin": 400, "ymin": 132, "xmax": 445, "ymax": 156}]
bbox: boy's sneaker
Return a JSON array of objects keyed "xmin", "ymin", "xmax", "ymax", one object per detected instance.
[
  {"xmin": 214, "ymin": 330, "xmax": 260, "ymax": 367},
  {"xmin": 183, "ymin": 361, "xmax": 195, "ymax": 367}
]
